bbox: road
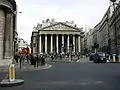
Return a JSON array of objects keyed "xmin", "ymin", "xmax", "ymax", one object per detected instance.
[{"xmin": 1, "ymin": 62, "xmax": 120, "ymax": 90}]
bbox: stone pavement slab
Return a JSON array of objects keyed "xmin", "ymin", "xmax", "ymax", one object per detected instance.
[
  {"xmin": 0, "ymin": 66, "xmax": 8, "ymax": 82},
  {"xmin": 0, "ymin": 72, "xmax": 7, "ymax": 82}
]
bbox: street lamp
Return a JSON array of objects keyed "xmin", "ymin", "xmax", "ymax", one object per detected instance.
[
  {"xmin": 13, "ymin": 11, "xmax": 22, "ymax": 63},
  {"xmin": 80, "ymin": 32, "xmax": 85, "ymax": 58},
  {"xmin": 36, "ymin": 32, "xmax": 39, "ymax": 54},
  {"xmin": 110, "ymin": 0, "xmax": 119, "ymax": 62}
]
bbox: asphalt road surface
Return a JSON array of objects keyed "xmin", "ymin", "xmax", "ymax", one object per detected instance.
[{"xmin": 1, "ymin": 62, "xmax": 120, "ymax": 90}]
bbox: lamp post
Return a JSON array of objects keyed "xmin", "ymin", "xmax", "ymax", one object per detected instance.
[
  {"xmin": 69, "ymin": 44, "xmax": 72, "ymax": 61},
  {"xmin": 80, "ymin": 32, "xmax": 85, "ymax": 58},
  {"xmin": 110, "ymin": 0, "xmax": 119, "ymax": 62},
  {"xmin": 13, "ymin": 11, "xmax": 22, "ymax": 63},
  {"xmin": 36, "ymin": 32, "xmax": 39, "ymax": 54}
]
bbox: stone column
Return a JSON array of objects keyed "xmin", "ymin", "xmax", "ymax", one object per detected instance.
[
  {"xmin": 78, "ymin": 36, "xmax": 81, "ymax": 52},
  {"xmin": 45, "ymin": 34, "xmax": 47, "ymax": 53},
  {"xmin": 67, "ymin": 35, "xmax": 69, "ymax": 52},
  {"xmin": 10, "ymin": 13, "xmax": 13, "ymax": 57},
  {"xmin": 62, "ymin": 35, "xmax": 64, "ymax": 46},
  {"xmin": 56, "ymin": 34, "xmax": 58, "ymax": 53},
  {"xmin": 4, "ymin": 13, "xmax": 13, "ymax": 59},
  {"xmin": 39, "ymin": 34, "xmax": 41, "ymax": 53},
  {"xmin": 51, "ymin": 35, "xmax": 53, "ymax": 53},
  {"xmin": 73, "ymin": 35, "xmax": 75, "ymax": 52},
  {"xmin": 62, "ymin": 35, "xmax": 64, "ymax": 53}
]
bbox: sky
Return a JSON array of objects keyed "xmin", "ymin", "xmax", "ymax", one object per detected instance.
[{"xmin": 16, "ymin": 0, "xmax": 110, "ymax": 44}]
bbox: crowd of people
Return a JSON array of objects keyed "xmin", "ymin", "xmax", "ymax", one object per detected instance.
[
  {"xmin": 14, "ymin": 48, "xmax": 46, "ymax": 68},
  {"xmin": 14, "ymin": 53, "xmax": 46, "ymax": 67}
]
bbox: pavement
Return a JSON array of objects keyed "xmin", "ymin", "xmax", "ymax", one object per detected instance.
[
  {"xmin": 47, "ymin": 56, "xmax": 90, "ymax": 63},
  {"xmin": 1, "ymin": 60, "xmax": 120, "ymax": 90},
  {"xmin": 0, "ymin": 62, "xmax": 52, "ymax": 72},
  {"xmin": 0, "ymin": 72, "xmax": 7, "ymax": 82},
  {"xmin": 14, "ymin": 63, "xmax": 52, "ymax": 72},
  {"xmin": 0, "ymin": 66, "xmax": 8, "ymax": 82},
  {"xmin": 0, "ymin": 61, "xmax": 52, "ymax": 86}
]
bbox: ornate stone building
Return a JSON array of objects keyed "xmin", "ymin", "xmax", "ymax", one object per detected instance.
[
  {"xmin": 31, "ymin": 20, "xmax": 83, "ymax": 54},
  {"xmin": 0, "ymin": 0, "xmax": 17, "ymax": 66},
  {"xmin": 91, "ymin": 7, "xmax": 110, "ymax": 53},
  {"xmin": 109, "ymin": 1, "xmax": 120, "ymax": 54},
  {"xmin": 91, "ymin": 2, "xmax": 120, "ymax": 54}
]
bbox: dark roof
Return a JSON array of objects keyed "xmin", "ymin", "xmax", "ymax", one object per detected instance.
[{"xmin": 41, "ymin": 22, "xmax": 80, "ymax": 30}]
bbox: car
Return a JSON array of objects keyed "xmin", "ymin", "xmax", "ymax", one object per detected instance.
[
  {"xmin": 93, "ymin": 52, "xmax": 107, "ymax": 63},
  {"xmin": 89, "ymin": 53, "xmax": 95, "ymax": 61}
]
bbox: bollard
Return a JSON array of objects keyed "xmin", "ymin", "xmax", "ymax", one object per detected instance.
[
  {"xmin": 9, "ymin": 64, "xmax": 15, "ymax": 82},
  {"xmin": 0, "ymin": 64, "xmax": 24, "ymax": 87}
]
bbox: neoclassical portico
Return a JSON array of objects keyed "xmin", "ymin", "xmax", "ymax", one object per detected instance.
[
  {"xmin": 39, "ymin": 34, "xmax": 81, "ymax": 54},
  {"xmin": 36, "ymin": 22, "xmax": 82, "ymax": 54}
]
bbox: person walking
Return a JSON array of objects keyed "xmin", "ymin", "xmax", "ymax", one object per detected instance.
[
  {"xmin": 60, "ymin": 54, "xmax": 62, "ymax": 60},
  {"xmin": 41, "ymin": 55, "xmax": 45, "ymax": 66},
  {"xmin": 14, "ymin": 54, "xmax": 19, "ymax": 63},
  {"xmin": 115, "ymin": 54, "xmax": 119, "ymax": 62},
  {"xmin": 19, "ymin": 53, "xmax": 23, "ymax": 69},
  {"xmin": 36, "ymin": 54, "xmax": 39, "ymax": 67},
  {"xmin": 51, "ymin": 55, "xmax": 54, "ymax": 60},
  {"xmin": 110, "ymin": 54, "xmax": 113, "ymax": 62}
]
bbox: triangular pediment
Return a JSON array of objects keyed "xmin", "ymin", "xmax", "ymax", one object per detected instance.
[{"xmin": 41, "ymin": 22, "xmax": 79, "ymax": 31}]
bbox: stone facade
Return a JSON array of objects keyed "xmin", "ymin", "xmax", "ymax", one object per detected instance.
[
  {"xmin": 83, "ymin": 29, "xmax": 93, "ymax": 54},
  {"xmin": 109, "ymin": 0, "xmax": 120, "ymax": 17},
  {"xmin": 91, "ymin": 2, "xmax": 120, "ymax": 55},
  {"xmin": 0, "ymin": 0, "xmax": 16, "ymax": 66},
  {"xmin": 90, "ymin": 7, "xmax": 110, "ymax": 53},
  {"xmin": 109, "ymin": 2, "xmax": 120, "ymax": 54},
  {"xmin": 31, "ymin": 20, "xmax": 83, "ymax": 55}
]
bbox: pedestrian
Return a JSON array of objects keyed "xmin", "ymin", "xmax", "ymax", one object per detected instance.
[
  {"xmin": 115, "ymin": 54, "xmax": 119, "ymax": 62},
  {"xmin": 30, "ymin": 54, "xmax": 32, "ymax": 65},
  {"xmin": 77, "ymin": 53, "xmax": 79, "ymax": 60},
  {"xmin": 43, "ymin": 55, "xmax": 45, "ymax": 65},
  {"xmin": 30, "ymin": 54, "xmax": 35, "ymax": 65},
  {"xmin": 33, "ymin": 55, "xmax": 37, "ymax": 67},
  {"xmin": 51, "ymin": 55, "xmax": 54, "ymax": 60},
  {"xmin": 36, "ymin": 54, "xmax": 39, "ymax": 67},
  {"xmin": 14, "ymin": 54, "xmax": 19, "ymax": 63},
  {"xmin": 60, "ymin": 54, "xmax": 62, "ymax": 60},
  {"xmin": 19, "ymin": 53, "xmax": 23, "ymax": 69},
  {"xmin": 26, "ymin": 55, "xmax": 29, "ymax": 64},
  {"xmin": 41, "ymin": 55, "xmax": 45, "ymax": 66},
  {"xmin": 110, "ymin": 54, "xmax": 113, "ymax": 62}
]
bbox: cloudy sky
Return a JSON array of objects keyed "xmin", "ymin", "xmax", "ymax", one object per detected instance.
[{"xmin": 16, "ymin": 0, "xmax": 110, "ymax": 44}]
